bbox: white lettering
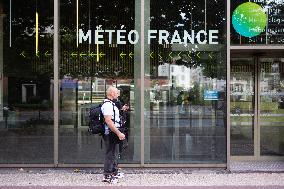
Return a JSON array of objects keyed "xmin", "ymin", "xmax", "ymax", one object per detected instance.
[
  {"xmin": 183, "ymin": 30, "xmax": 194, "ymax": 44},
  {"xmin": 171, "ymin": 30, "xmax": 182, "ymax": 44},
  {"xmin": 117, "ymin": 30, "xmax": 126, "ymax": 44},
  {"xmin": 209, "ymin": 30, "xmax": 219, "ymax": 44},
  {"xmin": 158, "ymin": 30, "xmax": 169, "ymax": 44},
  {"xmin": 196, "ymin": 30, "xmax": 207, "ymax": 44},
  {"xmin": 78, "ymin": 28, "xmax": 220, "ymax": 45},
  {"xmin": 79, "ymin": 29, "xmax": 91, "ymax": 44},
  {"xmin": 148, "ymin": 30, "xmax": 157, "ymax": 44},
  {"xmin": 105, "ymin": 30, "xmax": 115, "ymax": 44},
  {"xmin": 95, "ymin": 30, "xmax": 104, "ymax": 44},
  {"xmin": 128, "ymin": 30, "xmax": 139, "ymax": 44}
]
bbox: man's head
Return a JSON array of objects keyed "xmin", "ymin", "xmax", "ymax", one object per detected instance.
[{"xmin": 106, "ymin": 86, "xmax": 119, "ymax": 100}]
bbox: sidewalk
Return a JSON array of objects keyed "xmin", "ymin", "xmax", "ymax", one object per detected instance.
[{"xmin": 0, "ymin": 168, "xmax": 283, "ymax": 187}]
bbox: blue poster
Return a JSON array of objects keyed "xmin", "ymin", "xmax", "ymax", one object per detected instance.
[
  {"xmin": 204, "ymin": 90, "xmax": 219, "ymax": 101},
  {"xmin": 61, "ymin": 79, "xmax": 78, "ymax": 89}
]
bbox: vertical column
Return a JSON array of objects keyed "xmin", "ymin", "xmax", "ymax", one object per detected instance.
[
  {"xmin": 134, "ymin": 0, "xmax": 150, "ymax": 165},
  {"xmin": 134, "ymin": 0, "xmax": 142, "ymax": 163},
  {"xmin": 226, "ymin": 0, "xmax": 231, "ymax": 170},
  {"xmin": 0, "ymin": 11, "xmax": 4, "ymax": 122},
  {"xmin": 205, "ymin": 0, "xmax": 207, "ymax": 31},
  {"xmin": 143, "ymin": 0, "xmax": 151, "ymax": 164},
  {"xmin": 54, "ymin": 0, "xmax": 59, "ymax": 166},
  {"xmin": 255, "ymin": 57, "xmax": 260, "ymax": 159}
]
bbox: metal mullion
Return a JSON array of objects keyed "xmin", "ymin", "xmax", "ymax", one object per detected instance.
[
  {"xmin": 0, "ymin": 163, "xmax": 227, "ymax": 168},
  {"xmin": 258, "ymin": 156, "xmax": 284, "ymax": 161},
  {"xmin": 140, "ymin": 0, "xmax": 145, "ymax": 167},
  {"xmin": 231, "ymin": 156, "xmax": 284, "ymax": 161},
  {"xmin": 56, "ymin": 164, "xmax": 226, "ymax": 168},
  {"xmin": 53, "ymin": 0, "xmax": 59, "ymax": 167},
  {"xmin": 230, "ymin": 46, "xmax": 284, "ymax": 50},
  {"xmin": 256, "ymin": 57, "xmax": 261, "ymax": 159},
  {"xmin": 0, "ymin": 164, "xmax": 55, "ymax": 168},
  {"xmin": 57, "ymin": 164, "xmax": 141, "ymax": 168},
  {"xmin": 253, "ymin": 57, "xmax": 259, "ymax": 159},
  {"xmin": 226, "ymin": 0, "xmax": 231, "ymax": 170},
  {"xmin": 142, "ymin": 164, "xmax": 226, "ymax": 168}
]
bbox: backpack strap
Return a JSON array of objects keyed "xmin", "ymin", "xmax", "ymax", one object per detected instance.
[{"xmin": 102, "ymin": 99, "xmax": 121, "ymax": 126}]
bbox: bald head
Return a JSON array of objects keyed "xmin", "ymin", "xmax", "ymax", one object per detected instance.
[{"xmin": 106, "ymin": 86, "xmax": 119, "ymax": 100}]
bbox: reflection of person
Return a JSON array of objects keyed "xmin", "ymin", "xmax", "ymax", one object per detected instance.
[
  {"xmin": 114, "ymin": 96, "xmax": 130, "ymax": 158},
  {"xmin": 177, "ymin": 91, "xmax": 184, "ymax": 113},
  {"xmin": 154, "ymin": 83, "xmax": 161, "ymax": 101},
  {"xmin": 183, "ymin": 92, "xmax": 190, "ymax": 112},
  {"xmin": 101, "ymin": 86, "xmax": 126, "ymax": 184},
  {"xmin": 3, "ymin": 106, "xmax": 9, "ymax": 128}
]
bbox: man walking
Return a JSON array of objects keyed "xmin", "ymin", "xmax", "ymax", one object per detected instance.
[{"xmin": 101, "ymin": 86, "xmax": 126, "ymax": 183}]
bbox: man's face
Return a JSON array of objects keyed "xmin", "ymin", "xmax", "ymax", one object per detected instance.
[{"xmin": 112, "ymin": 89, "xmax": 119, "ymax": 100}]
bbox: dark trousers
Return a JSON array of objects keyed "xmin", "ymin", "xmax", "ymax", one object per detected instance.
[{"xmin": 103, "ymin": 134, "xmax": 119, "ymax": 176}]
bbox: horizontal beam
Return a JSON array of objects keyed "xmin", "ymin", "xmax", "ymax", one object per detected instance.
[{"xmin": 231, "ymin": 45, "xmax": 284, "ymax": 50}]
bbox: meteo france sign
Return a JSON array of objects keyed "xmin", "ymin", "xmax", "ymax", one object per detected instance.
[{"xmin": 79, "ymin": 29, "xmax": 219, "ymax": 45}]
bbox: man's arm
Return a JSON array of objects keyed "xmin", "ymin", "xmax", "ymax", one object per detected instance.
[{"xmin": 104, "ymin": 115, "xmax": 125, "ymax": 140}]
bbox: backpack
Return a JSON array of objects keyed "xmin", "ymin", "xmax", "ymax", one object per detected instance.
[
  {"xmin": 88, "ymin": 100, "xmax": 117, "ymax": 135},
  {"xmin": 88, "ymin": 104, "xmax": 105, "ymax": 135}
]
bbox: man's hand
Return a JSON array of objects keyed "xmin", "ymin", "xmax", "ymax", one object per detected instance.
[{"xmin": 117, "ymin": 132, "xmax": 125, "ymax": 140}]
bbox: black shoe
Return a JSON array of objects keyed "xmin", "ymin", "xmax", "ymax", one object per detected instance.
[
  {"xmin": 102, "ymin": 175, "xmax": 118, "ymax": 184},
  {"xmin": 113, "ymin": 171, "xmax": 125, "ymax": 179}
]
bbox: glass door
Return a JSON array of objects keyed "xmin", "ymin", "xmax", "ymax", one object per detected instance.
[
  {"xmin": 231, "ymin": 57, "xmax": 284, "ymax": 159},
  {"xmin": 259, "ymin": 58, "xmax": 284, "ymax": 157},
  {"xmin": 230, "ymin": 58, "xmax": 255, "ymax": 156}
]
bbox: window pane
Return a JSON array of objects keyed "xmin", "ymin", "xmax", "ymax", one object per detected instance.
[
  {"xmin": 230, "ymin": 58, "xmax": 255, "ymax": 156},
  {"xmin": 59, "ymin": 0, "xmax": 141, "ymax": 164},
  {"xmin": 260, "ymin": 58, "xmax": 284, "ymax": 156},
  {"xmin": 145, "ymin": 0, "xmax": 227, "ymax": 163},
  {"xmin": 0, "ymin": 0, "xmax": 54, "ymax": 163},
  {"xmin": 231, "ymin": 0, "xmax": 284, "ymax": 45}
]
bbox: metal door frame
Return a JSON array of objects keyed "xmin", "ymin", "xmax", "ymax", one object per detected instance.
[{"xmin": 230, "ymin": 54, "xmax": 284, "ymax": 162}]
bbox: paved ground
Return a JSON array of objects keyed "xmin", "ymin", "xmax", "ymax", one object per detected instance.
[
  {"xmin": 0, "ymin": 168, "xmax": 283, "ymax": 188},
  {"xmin": 229, "ymin": 161, "xmax": 284, "ymax": 172},
  {"xmin": 0, "ymin": 187, "xmax": 283, "ymax": 189}
]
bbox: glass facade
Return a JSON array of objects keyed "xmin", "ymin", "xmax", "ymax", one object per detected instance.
[{"xmin": 0, "ymin": 0, "xmax": 283, "ymax": 166}]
